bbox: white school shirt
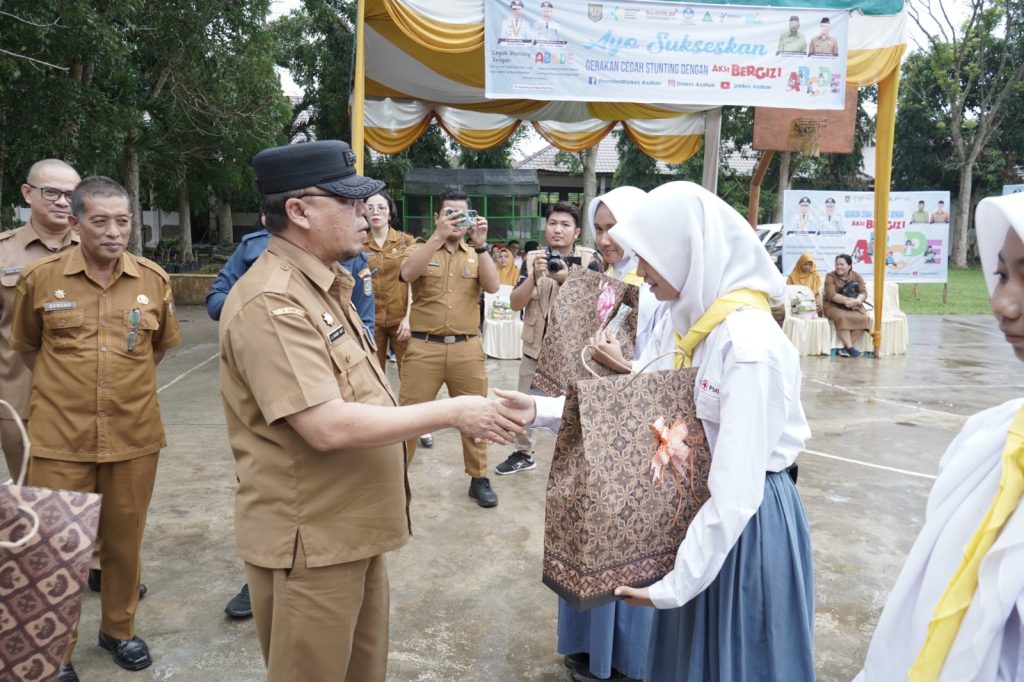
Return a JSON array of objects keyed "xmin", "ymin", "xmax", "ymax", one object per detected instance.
[
  {"xmin": 855, "ymin": 398, "xmax": 1024, "ymax": 682},
  {"xmin": 535, "ymin": 308, "xmax": 810, "ymax": 610}
]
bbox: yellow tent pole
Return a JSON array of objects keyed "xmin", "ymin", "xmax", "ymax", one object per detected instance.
[
  {"xmin": 871, "ymin": 66, "xmax": 901, "ymax": 357},
  {"xmin": 352, "ymin": 0, "xmax": 367, "ymax": 174}
]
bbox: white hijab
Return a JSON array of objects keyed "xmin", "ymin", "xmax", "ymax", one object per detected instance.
[
  {"xmin": 586, "ymin": 186, "xmax": 647, "ymax": 279},
  {"xmin": 976, "ymin": 192, "xmax": 1024, "ymax": 296},
  {"xmin": 609, "ymin": 181, "xmax": 786, "ymax": 337}
]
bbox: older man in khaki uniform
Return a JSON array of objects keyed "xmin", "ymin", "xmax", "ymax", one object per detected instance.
[
  {"xmin": 11, "ymin": 176, "xmax": 181, "ymax": 680},
  {"xmin": 0, "ymin": 158, "xmax": 80, "ymax": 481},
  {"xmin": 399, "ymin": 189, "xmax": 502, "ymax": 507},
  {"xmin": 219, "ymin": 141, "xmax": 520, "ymax": 682}
]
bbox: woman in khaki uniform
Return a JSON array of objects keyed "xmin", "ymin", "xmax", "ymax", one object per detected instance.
[
  {"xmin": 364, "ymin": 190, "xmax": 416, "ymax": 369},
  {"xmin": 822, "ymin": 253, "xmax": 870, "ymax": 357}
]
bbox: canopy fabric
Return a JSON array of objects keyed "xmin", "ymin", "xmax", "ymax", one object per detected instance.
[{"xmin": 363, "ymin": 0, "xmax": 906, "ymax": 162}]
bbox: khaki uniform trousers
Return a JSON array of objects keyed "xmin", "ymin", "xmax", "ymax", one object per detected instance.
[
  {"xmin": 398, "ymin": 335, "xmax": 488, "ymax": 477},
  {"xmin": 514, "ymin": 355, "xmax": 540, "ymax": 454},
  {"xmin": 28, "ymin": 452, "xmax": 159, "ymax": 662},
  {"xmin": 245, "ymin": 536, "xmax": 390, "ymax": 682},
  {"xmin": 0, "ymin": 417, "xmax": 28, "ymax": 482},
  {"xmin": 373, "ymin": 324, "xmax": 409, "ymax": 371}
]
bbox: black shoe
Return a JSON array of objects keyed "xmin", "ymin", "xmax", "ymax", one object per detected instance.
[
  {"xmin": 98, "ymin": 632, "xmax": 152, "ymax": 671},
  {"xmin": 89, "ymin": 569, "xmax": 148, "ymax": 599},
  {"xmin": 564, "ymin": 652, "xmax": 590, "ymax": 673},
  {"xmin": 495, "ymin": 451, "xmax": 536, "ymax": 475},
  {"xmin": 419, "ymin": 434, "xmax": 434, "ymax": 448},
  {"xmin": 225, "ymin": 583, "xmax": 252, "ymax": 618},
  {"xmin": 571, "ymin": 668, "xmax": 634, "ymax": 681},
  {"xmin": 468, "ymin": 477, "xmax": 498, "ymax": 508},
  {"xmin": 58, "ymin": 663, "xmax": 79, "ymax": 682}
]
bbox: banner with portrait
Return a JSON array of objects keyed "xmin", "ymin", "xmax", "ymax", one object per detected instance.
[
  {"xmin": 483, "ymin": 0, "xmax": 850, "ymax": 108},
  {"xmin": 781, "ymin": 190, "xmax": 951, "ymax": 284}
]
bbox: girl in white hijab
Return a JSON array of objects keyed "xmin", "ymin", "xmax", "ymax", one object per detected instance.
[
  {"xmin": 607, "ymin": 181, "xmax": 815, "ymax": 681},
  {"xmin": 856, "ymin": 192, "xmax": 1024, "ymax": 681}
]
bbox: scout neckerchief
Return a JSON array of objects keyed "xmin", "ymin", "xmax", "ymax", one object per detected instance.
[
  {"xmin": 908, "ymin": 406, "xmax": 1024, "ymax": 680},
  {"xmin": 673, "ymin": 288, "xmax": 770, "ymax": 369},
  {"xmin": 612, "ymin": 267, "xmax": 644, "ymax": 287}
]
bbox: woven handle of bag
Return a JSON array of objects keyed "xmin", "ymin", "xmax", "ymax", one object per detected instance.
[
  {"xmin": 0, "ymin": 399, "xmax": 40, "ymax": 549},
  {"xmin": 579, "ymin": 347, "xmax": 687, "ymax": 387}
]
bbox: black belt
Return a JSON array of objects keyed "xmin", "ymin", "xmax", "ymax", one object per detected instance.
[{"xmin": 411, "ymin": 332, "xmax": 478, "ymax": 344}]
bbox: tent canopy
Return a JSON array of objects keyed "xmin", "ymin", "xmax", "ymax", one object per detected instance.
[
  {"xmin": 404, "ymin": 168, "xmax": 540, "ymax": 196},
  {"xmin": 362, "ymin": 0, "xmax": 906, "ymax": 163}
]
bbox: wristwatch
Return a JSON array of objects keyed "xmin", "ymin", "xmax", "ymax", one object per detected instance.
[{"xmin": 474, "ymin": 246, "xmax": 488, "ymax": 254}]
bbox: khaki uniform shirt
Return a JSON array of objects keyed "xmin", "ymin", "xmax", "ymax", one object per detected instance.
[
  {"xmin": 9, "ymin": 246, "xmax": 181, "ymax": 462},
  {"xmin": 520, "ymin": 246, "xmax": 597, "ymax": 359},
  {"xmin": 219, "ymin": 235, "xmax": 410, "ymax": 570},
  {"xmin": 364, "ymin": 228, "xmax": 415, "ymax": 329},
  {"xmin": 0, "ymin": 222, "xmax": 79, "ymax": 419},
  {"xmin": 808, "ymin": 35, "xmax": 838, "ymax": 56},
  {"xmin": 402, "ymin": 240, "xmax": 482, "ymax": 336}
]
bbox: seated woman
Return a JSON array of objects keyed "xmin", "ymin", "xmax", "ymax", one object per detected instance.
[
  {"xmin": 787, "ymin": 252, "xmax": 823, "ymax": 315},
  {"xmin": 822, "ymin": 254, "xmax": 870, "ymax": 357},
  {"xmin": 855, "ymin": 192, "xmax": 1024, "ymax": 680},
  {"xmin": 492, "ymin": 245, "xmax": 520, "ymax": 287}
]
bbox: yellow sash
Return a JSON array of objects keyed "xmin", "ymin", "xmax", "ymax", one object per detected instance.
[
  {"xmin": 673, "ymin": 289, "xmax": 771, "ymax": 368},
  {"xmin": 909, "ymin": 406, "xmax": 1024, "ymax": 680},
  {"xmin": 606, "ymin": 265, "xmax": 646, "ymax": 287}
]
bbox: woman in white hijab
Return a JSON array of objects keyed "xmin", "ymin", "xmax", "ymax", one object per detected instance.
[
  {"xmin": 606, "ymin": 181, "xmax": 815, "ymax": 680},
  {"xmin": 855, "ymin": 193, "xmax": 1024, "ymax": 681}
]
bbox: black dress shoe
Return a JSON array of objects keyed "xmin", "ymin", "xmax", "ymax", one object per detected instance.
[
  {"xmin": 224, "ymin": 583, "xmax": 252, "ymax": 618},
  {"xmin": 419, "ymin": 434, "xmax": 434, "ymax": 448},
  {"xmin": 58, "ymin": 663, "xmax": 79, "ymax": 682},
  {"xmin": 88, "ymin": 569, "xmax": 148, "ymax": 599},
  {"xmin": 468, "ymin": 477, "xmax": 498, "ymax": 507},
  {"xmin": 98, "ymin": 632, "xmax": 152, "ymax": 671},
  {"xmin": 564, "ymin": 652, "xmax": 590, "ymax": 673}
]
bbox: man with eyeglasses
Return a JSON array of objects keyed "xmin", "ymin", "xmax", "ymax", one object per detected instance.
[
  {"xmin": 0, "ymin": 158, "xmax": 80, "ymax": 483},
  {"xmin": 218, "ymin": 141, "xmax": 522, "ymax": 681}
]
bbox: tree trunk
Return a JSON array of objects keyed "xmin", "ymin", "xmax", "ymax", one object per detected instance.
[
  {"xmin": 177, "ymin": 183, "xmax": 193, "ymax": 262},
  {"xmin": 217, "ymin": 196, "xmax": 234, "ymax": 245},
  {"xmin": 580, "ymin": 146, "xmax": 599, "ymax": 248},
  {"xmin": 773, "ymin": 152, "xmax": 793, "ymax": 223},
  {"xmin": 952, "ymin": 163, "xmax": 973, "ymax": 268},
  {"xmin": 122, "ymin": 145, "xmax": 143, "ymax": 255}
]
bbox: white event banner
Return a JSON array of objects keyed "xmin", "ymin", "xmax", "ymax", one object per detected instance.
[
  {"xmin": 781, "ymin": 190, "xmax": 951, "ymax": 284},
  {"xmin": 484, "ymin": 1, "xmax": 849, "ymax": 108}
]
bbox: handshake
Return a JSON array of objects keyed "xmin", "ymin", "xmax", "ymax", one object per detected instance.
[{"xmin": 451, "ymin": 390, "xmax": 538, "ymax": 445}]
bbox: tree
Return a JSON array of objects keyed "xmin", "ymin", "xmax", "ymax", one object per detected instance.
[
  {"xmin": 612, "ymin": 128, "xmax": 661, "ymax": 191},
  {"xmin": 907, "ymin": 0, "xmax": 1024, "ymax": 266}
]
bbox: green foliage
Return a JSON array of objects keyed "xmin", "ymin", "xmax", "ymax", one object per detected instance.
[
  {"xmin": 897, "ymin": 266, "xmax": 990, "ymax": 315},
  {"xmin": 612, "ymin": 128, "xmax": 661, "ymax": 190}
]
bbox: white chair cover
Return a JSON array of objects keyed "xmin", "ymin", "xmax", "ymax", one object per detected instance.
[
  {"xmin": 482, "ymin": 284, "xmax": 523, "ymax": 359},
  {"xmin": 782, "ymin": 284, "xmax": 832, "ymax": 355},
  {"xmin": 829, "ymin": 281, "xmax": 909, "ymax": 356}
]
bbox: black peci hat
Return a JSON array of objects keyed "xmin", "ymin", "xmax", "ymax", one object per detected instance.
[{"xmin": 252, "ymin": 140, "xmax": 385, "ymax": 199}]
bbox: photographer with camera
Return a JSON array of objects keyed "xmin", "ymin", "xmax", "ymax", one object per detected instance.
[
  {"xmin": 497, "ymin": 202, "xmax": 598, "ymax": 475},
  {"xmin": 399, "ymin": 189, "xmax": 504, "ymax": 507}
]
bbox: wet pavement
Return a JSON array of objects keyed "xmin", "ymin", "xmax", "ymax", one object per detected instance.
[{"xmin": 2, "ymin": 309, "xmax": 1017, "ymax": 681}]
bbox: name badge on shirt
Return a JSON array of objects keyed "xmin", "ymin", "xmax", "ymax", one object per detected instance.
[
  {"xmin": 3, "ymin": 267, "xmax": 22, "ymax": 276},
  {"xmin": 362, "ymin": 277, "xmax": 373, "ymax": 297},
  {"xmin": 328, "ymin": 326, "xmax": 346, "ymax": 343},
  {"xmin": 43, "ymin": 301, "xmax": 76, "ymax": 312}
]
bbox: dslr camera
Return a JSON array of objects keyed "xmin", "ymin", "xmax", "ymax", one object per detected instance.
[
  {"xmin": 445, "ymin": 208, "xmax": 478, "ymax": 229},
  {"xmin": 546, "ymin": 248, "xmax": 582, "ymax": 273}
]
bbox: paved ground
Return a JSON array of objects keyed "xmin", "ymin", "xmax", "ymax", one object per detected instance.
[{"xmin": 3, "ymin": 309, "xmax": 1018, "ymax": 681}]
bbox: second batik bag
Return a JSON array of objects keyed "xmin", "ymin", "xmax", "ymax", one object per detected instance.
[
  {"xmin": 542, "ymin": 353, "xmax": 712, "ymax": 610},
  {"xmin": 0, "ymin": 400, "xmax": 101, "ymax": 682}
]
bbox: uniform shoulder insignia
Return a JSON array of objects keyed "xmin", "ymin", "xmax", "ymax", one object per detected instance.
[
  {"xmin": 271, "ymin": 306, "xmax": 306, "ymax": 317},
  {"xmin": 136, "ymin": 255, "xmax": 171, "ymax": 281},
  {"xmin": 17, "ymin": 251, "xmax": 63, "ymax": 278}
]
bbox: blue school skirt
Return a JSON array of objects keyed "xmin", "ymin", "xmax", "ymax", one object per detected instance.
[
  {"xmin": 558, "ymin": 596, "xmax": 654, "ymax": 679},
  {"xmin": 646, "ymin": 470, "xmax": 815, "ymax": 682}
]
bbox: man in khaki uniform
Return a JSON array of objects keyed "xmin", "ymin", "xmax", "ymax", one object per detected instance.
[
  {"xmin": 807, "ymin": 17, "xmax": 839, "ymax": 56},
  {"xmin": 364, "ymin": 191, "xmax": 416, "ymax": 368},
  {"xmin": 399, "ymin": 189, "xmax": 502, "ymax": 507},
  {"xmin": 497, "ymin": 201, "xmax": 597, "ymax": 475},
  {"xmin": 11, "ymin": 176, "xmax": 181, "ymax": 679},
  {"xmin": 219, "ymin": 141, "xmax": 520, "ymax": 682},
  {"xmin": 0, "ymin": 159, "xmax": 80, "ymax": 482}
]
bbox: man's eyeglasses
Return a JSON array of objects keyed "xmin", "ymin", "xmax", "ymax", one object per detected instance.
[
  {"xmin": 293, "ymin": 192, "xmax": 357, "ymax": 206},
  {"xmin": 26, "ymin": 183, "xmax": 73, "ymax": 203}
]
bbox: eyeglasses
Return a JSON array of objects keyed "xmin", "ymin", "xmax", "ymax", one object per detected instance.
[
  {"xmin": 365, "ymin": 204, "xmax": 389, "ymax": 214},
  {"xmin": 293, "ymin": 192, "xmax": 357, "ymax": 205},
  {"xmin": 26, "ymin": 183, "xmax": 73, "ymax": 203}
]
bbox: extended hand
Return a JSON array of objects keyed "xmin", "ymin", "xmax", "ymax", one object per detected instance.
[
  {"xmin": 614, "ymin": 585, "xmax": 654, "ymax": 607},
  {"xmin": 493, "ymin": 388, "xmax": 537, "ymax": 427},
  {"xmin": 452, "ymin": 395, "xmax": 525, "ymax": 445}
]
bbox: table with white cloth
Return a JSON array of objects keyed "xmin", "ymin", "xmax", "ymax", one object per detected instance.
[{"xmin": 482, "ymin": 284, "xmax": 523, "ymax": 359}]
